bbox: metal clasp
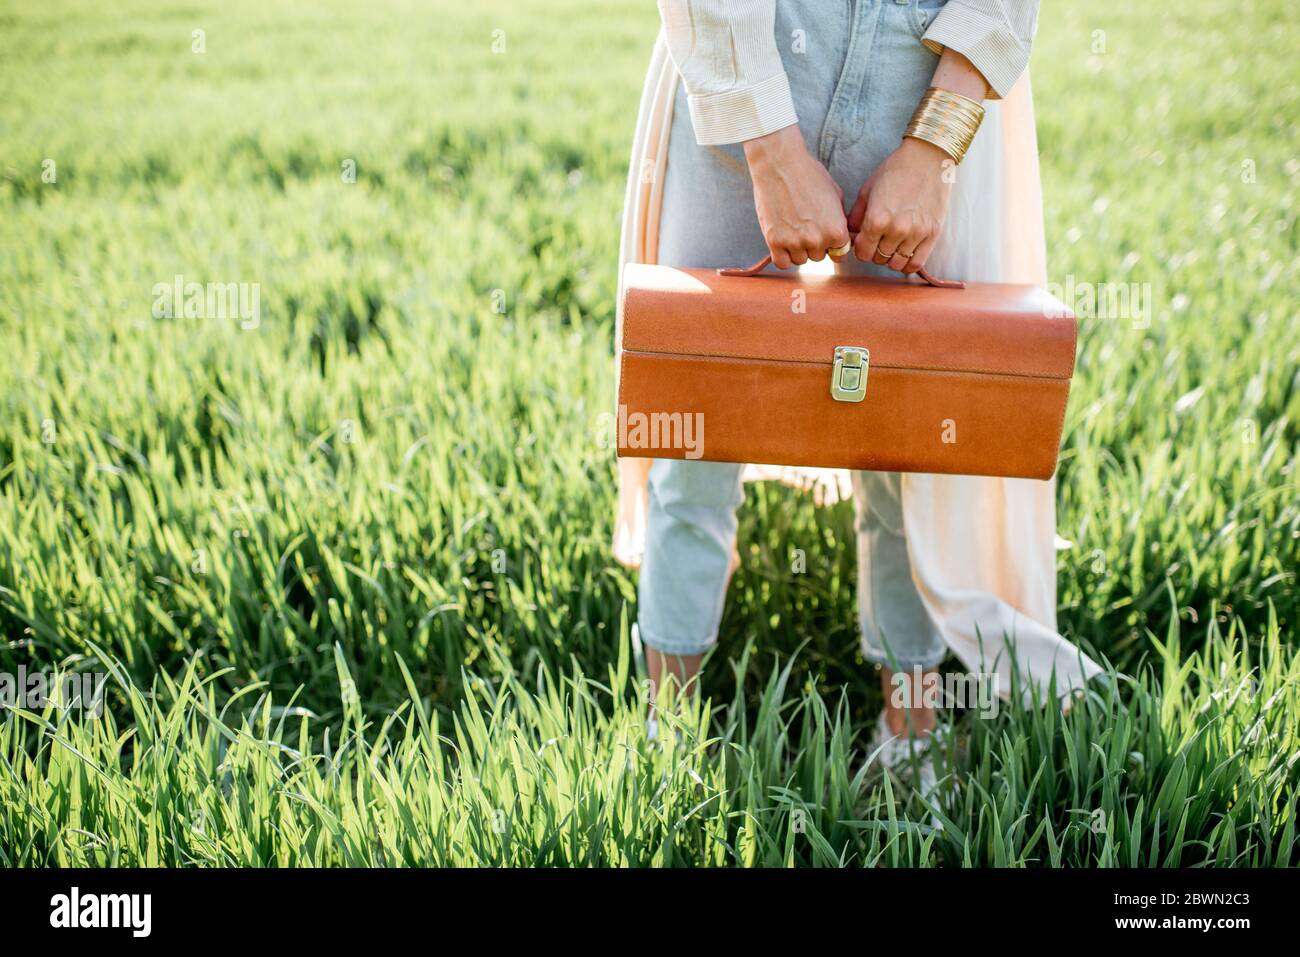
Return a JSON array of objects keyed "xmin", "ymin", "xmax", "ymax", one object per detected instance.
[{"xmin": 831, "ymin": 346, "xmax": 869, "ymax": 402}]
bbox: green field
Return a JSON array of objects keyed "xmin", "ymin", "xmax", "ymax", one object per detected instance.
[{"xmin": 1, "ymin": 0, "xmax": 1297, "ymax": 866}]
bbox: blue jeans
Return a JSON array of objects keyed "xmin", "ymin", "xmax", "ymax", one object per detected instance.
[{"xmin": 637, "ymin": 0, "xmax": 950, "ymax": 670}]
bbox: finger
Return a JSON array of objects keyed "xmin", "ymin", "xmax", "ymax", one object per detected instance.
[
  {"xmin": 875, "ymin": 232, "xmax": 904, "ymax": 265},
  {"xmin": 855, "ymin": 226, "xmax": 884, "ymax": 263},
  {"xmin": 826, "ymin": 225, "xmax": 852, "ymax": 260},
  {"xmin": 788, "ymin": 246, "xmax": 809, "ymax": 267},
  {"xmin": 887, "ymin": 251, "xmax": 912, "ymax": 272},
  {"xmin": 887, "ymin": 235, "xmax": 920, "ymax": 273},
  {"xmin": 771, "ymin": 247, "xmax": 793, "ymax": 270},
  {"xmin": 903, "ymin": 233, "xmax": 939, "ymax": 274},
  {"xmin": 847, "ymin": 188, "xmax": 869, "ymax": 234},
  {"xmin": 871, "ymin": 238, "xmax": 898, "ymax": 266},
  {"xmin": 857, "ymin": 211, "xmax": 891, "ymax": 263}
]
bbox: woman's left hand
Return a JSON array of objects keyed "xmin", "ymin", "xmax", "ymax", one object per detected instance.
[{"xmin": 848, "ymin": 137, "xmax": 953, "ymax": 274}]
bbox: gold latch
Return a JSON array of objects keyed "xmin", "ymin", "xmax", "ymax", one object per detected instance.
[{"xmin": 831, "ymin": 346, "xmax": 869, "ymax": 402}]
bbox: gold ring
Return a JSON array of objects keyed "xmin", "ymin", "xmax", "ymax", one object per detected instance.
[{"xmin": 828, "ymin": 241, "xmax": 852, "ymax": 257}]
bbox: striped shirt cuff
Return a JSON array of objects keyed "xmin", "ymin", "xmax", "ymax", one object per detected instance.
[
  {"xmin": 685, "ymin": 71, "xmax": 799, "ymax": 146},
  {"xmin": 921, "ymin": 6, "xmax": 1031, "ymax": 100}
]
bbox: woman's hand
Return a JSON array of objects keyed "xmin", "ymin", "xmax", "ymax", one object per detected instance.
[
  {"xmin": 848, "ymin": 49, "xmax": 987, "ymax": 274},
  {"xmin": 743, "ymin": 125, "xmax": 850, "ymax": 270},
  {"xmin": 848, "ymin": 136, "xmax": 953, "ymax": 274}
]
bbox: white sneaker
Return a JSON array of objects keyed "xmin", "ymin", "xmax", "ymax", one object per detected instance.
[{"xmin": 868, "ymin": 712, "xmax": 942, "ymax": 800}]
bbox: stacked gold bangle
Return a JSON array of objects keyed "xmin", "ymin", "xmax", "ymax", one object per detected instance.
[{"xmin": 904, "ymin": 87, "xmax": 985, "ymax": 165}]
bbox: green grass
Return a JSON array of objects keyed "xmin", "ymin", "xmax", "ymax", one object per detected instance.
[
  {"xmin": 0, "ymin": 0, "xmax": 1297, "ymax": 866},
  {"xmin": 3, "ymin": 613, "xmax": 1297, "ymax": 866}
]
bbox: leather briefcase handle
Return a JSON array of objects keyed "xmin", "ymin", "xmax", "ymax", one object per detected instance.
[{"xmin": 717, "ymin": 236, "xmax": 965, "ymax": 289}]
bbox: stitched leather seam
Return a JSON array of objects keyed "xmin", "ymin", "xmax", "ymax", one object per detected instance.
[
  {"xmin": 1049, "ymin": 368, "xmax": 1072, "ymax": 475},
  {"xmin": 621, "ymin": 348, "xmax": 1074, "ymax": 381}
]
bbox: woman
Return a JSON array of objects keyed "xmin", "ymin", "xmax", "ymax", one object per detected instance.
[{"xmin": 614, "ymin": 0, "xmax": 1101, "ymax": 771}]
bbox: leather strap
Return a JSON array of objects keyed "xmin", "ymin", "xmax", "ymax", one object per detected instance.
[{"xmin": 717, "ymin": 244, "xmax": 964, "ymax": 288}]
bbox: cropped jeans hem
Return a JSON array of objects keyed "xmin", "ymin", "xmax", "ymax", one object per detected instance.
[
  {"xmin": 860, "ymin": 644, "xmax": 950, "ymax": 672},
  {"xmin": 637, "ymin": 623, "xmax": 715, "ymax": 658}
]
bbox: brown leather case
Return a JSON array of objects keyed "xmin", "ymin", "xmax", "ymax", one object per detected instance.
[{"xmin": 617, "ymin": 262, "xmax": 1077, "ymax": 480}]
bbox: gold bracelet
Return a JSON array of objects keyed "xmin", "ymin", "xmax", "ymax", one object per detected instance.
[{"xmin": 904, "ymin": 87, "xmax": 985, "ymax": 165}]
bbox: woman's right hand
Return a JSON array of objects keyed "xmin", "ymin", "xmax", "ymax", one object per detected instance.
[{"xmin": 743, "ymin": 125, "xmax": 850, "ymax": 269}]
